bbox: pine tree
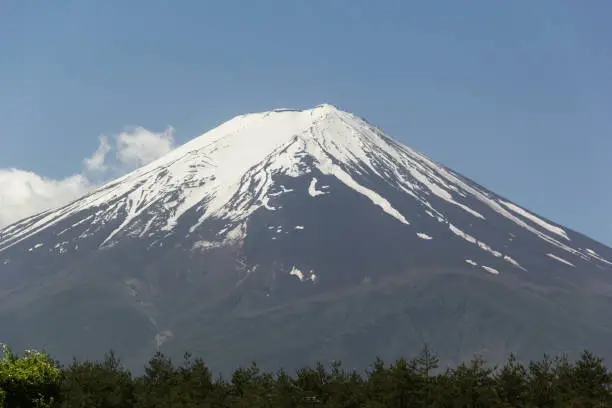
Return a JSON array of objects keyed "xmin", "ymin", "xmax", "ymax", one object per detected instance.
[
  {"xmin": 494, "ymin": 353, "xmax": 528, "ymax": 408},
  {"xmin": 411, "ymin": 344, "xmax": 440, "ymax": 408},
  {"xmin": 527, "ymin": 354, "xmax": 557, "ymax": 408},
  {"xmin": 415, "ymin": 344, "xmax": 439, "ymax": 378},
  {"xmin": 59, "ymin": 351, "xmax": 134, "ymax": 408},
  {"xmin": 133, "ymin": 352, "xmax": 179, "ymax": 408},
  {"xmin": 572, "ymin": 350, "xmax": 612, "ymax": 407},
  {"xmin": 447, "ymin": 355, "xmax": 500, "ymax": 407}
]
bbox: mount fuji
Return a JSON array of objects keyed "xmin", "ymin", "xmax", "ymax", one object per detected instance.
[{"xmin": 1, "ymin": 104, "xmax": 611, "ymax": 373}]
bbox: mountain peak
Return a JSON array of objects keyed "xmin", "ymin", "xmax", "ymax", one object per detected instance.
[
  {"xmin": 313, "ymin": 103, "xmax": 341, "ymax": 111},
  {"xmin": 1, "ymin": 104, "xmax": 610, "ymax": 271},
  {"xmin": 1, "ymin": 104, "xmax": 612, "ymax": 375},
  {"xmin": 267, "ymin": 104, "xmax": 344, "ymax": 118}
]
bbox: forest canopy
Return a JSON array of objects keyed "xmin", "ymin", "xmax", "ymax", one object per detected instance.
[{"xmin": 1, "ymin": 343, "xmax": 611, "ymax": 407}]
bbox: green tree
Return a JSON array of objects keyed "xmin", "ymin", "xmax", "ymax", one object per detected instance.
[
  {"xmin": 171, "ymin": 353, "xmax": 215, "ymax": 407},
  {"xmin": 551, "ymin": 354, "xmax": 578, "ymax": 407},
  {"xmin": 59, "ymin": 351, "xmax": 134, "ymax": 408},
  {"xmin": 415, "ymin": 344, "xmax": 439, "ymax": 378},
  {"xmin": 364, "ymin": 357, "xmax": 391, "ymax": 407},
  {"xmin": 5, "ymin": 343, "xmax": 612, "ymax": 408},
  {"xmin": 527, "ymin": 354, "xmax": 557, "ymax": 408},
  {"xmin": 446, "ymin": 355, "xmax": 500, "ymax": 408},
  {"xmin": 324, "ymin": 361, "xmax": 365, "ymax": 408},
  {"xmin": 571, "ymin": 350, "xmax": 612, "ymax": 407},
  {"xmin": 0, "ymin": 343, "xmax": 62, "ymax": 408},
  {"xmin": 412, "ymin": 344, "xmax": 440, "ymax": 408},
  {"xmin": 494, "ymin": 353, "xmax": 528, "ymax": 408},
  {"xmin": 133, "ymin": 352, "xmax": 179, "ymax": 408},
  {"xmin": 367, "ymin": 357, "xmax": 421, "ymax": 408},
  {"xmin": 226, "ymin": 362, "xmax": 267, "ymax": 407}
]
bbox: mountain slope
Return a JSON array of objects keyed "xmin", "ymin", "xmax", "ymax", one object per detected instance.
[{"xmin": 1, "ymin": 104, "xmax": 611, "ymax": 373}]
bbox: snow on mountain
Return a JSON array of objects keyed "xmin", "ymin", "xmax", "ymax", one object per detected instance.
[
  {"xmin": 1, "ymin": 103, "xmax": 612, "ymax": 376},
  {"xmin": 1, "ymin": 104, "xmax": 609, "ymax": 271}
]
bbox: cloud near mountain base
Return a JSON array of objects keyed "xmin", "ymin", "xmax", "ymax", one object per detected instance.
[
  {"xmin": 0, "ymin": 170, "xmax": 91, "ymax": 227},
  {"xmin": 0, "ymin": 126, "xmax": 175, "ymax": 229}
]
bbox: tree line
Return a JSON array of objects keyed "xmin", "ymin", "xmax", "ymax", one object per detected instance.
[{"xmin": 2, "ymin": 342, "xmax": 612, "ymax": 407}]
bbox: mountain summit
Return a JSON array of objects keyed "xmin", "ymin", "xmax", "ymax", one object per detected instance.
[{"xmin": 1, "ymin": 105, "xmax": 611, "ymax": 373}]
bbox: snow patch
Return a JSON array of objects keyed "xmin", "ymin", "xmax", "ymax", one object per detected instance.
[
  {"xmin": 193, "ymin": 222, "xmax": 246, "ymax": 252},
  {"xmin": 500, "ymin": 200, "xmax": 570, "ymax": 241},
  {"xmin": 28, "ymin": 243, "xmax": 44, "ymax": 252},
  {"xmin": 503, "ymin": 255, "xmax": 526, "ymax": 271},
  {"xmin": 583, "ymin": 248, "xmax": 612, "ymax": 266},
  {"xmin": 192, "ymin": 241, "xmax": 222, "ymax": 251},
  {"xmin": 71, "ymin": 215, "xmax": 94, "ymax": 228},
  {"xmin": 308, "ymin": 177, "xmax": 327, "ymax": 197},
  {"xmin": 268, "ymin": 185, "xmax": 294, "ymax": 197},
  {"xmin": 450, "ymin": 224, "xmax": 503, "ymax": 258},
  {"xmin": 424, "ymin": 209, "xmax": 445, "ymax": 223},
  {"xmin": 477, "ymin": 241, "xmax": 502, "ymax": 258},
  {"xmin": 155, "ymin": 330, "xmax": 173, "ymax": 348},
  {"xmin": 140, "ymin": 216, "xmax": 158, "ymax": 237},
  {"xmin": 546, "ymin": 253, "xmax": 575, "ymax": 267},
  {"xmin": 449, "ymin": 223, "xmax": 477, "ymax": 244},
  {"xmin": 406, "ymin": 168, "xmax": 485, "ymax": 220},
  {"xmin": 289, "ymin": 266, "xmax": 305, "ymax": 281},
  {"xmin": 262, "ymin": 196, "xmax": 277, "ymax": 211},
  {"xmin": 481, "ymin": 265, "xmax": 500, "ymax": 275},
  {"xmin": 289, "ymin": 266, "xmax": 316, "ymax": 282},
  {"xmin": 308, "ymin": 144, "xmax": 410, "ymax": 224}
]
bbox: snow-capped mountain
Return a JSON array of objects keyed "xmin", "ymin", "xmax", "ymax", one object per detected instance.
[{"xmin": 1, "ymin": 104, "xmax": 611, "ymax": 373}]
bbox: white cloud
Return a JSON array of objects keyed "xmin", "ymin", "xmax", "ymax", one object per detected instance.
[
  {"xmin": 115, "ymin": 126, "xmax": 175, "ymax": 168},
  {"xmin": 0, "ymin": 169, "xmax": 91, "ymax": 227},
  {"xmin": 0, "ymin": 126, "xmax": 176, "ymax": 229},
  {"xmin": 83, "ymin": 135, "xmax": 111, "ymax": 172}
]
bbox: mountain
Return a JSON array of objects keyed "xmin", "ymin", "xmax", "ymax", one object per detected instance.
[{"xmin": 1, "ymin": 104, "xmax": 611, "ymax": 373}]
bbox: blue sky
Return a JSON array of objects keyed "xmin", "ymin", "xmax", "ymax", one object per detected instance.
[{"xmin": 1, "ymin": 0, "xmax": 611, "ymax": 246}]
